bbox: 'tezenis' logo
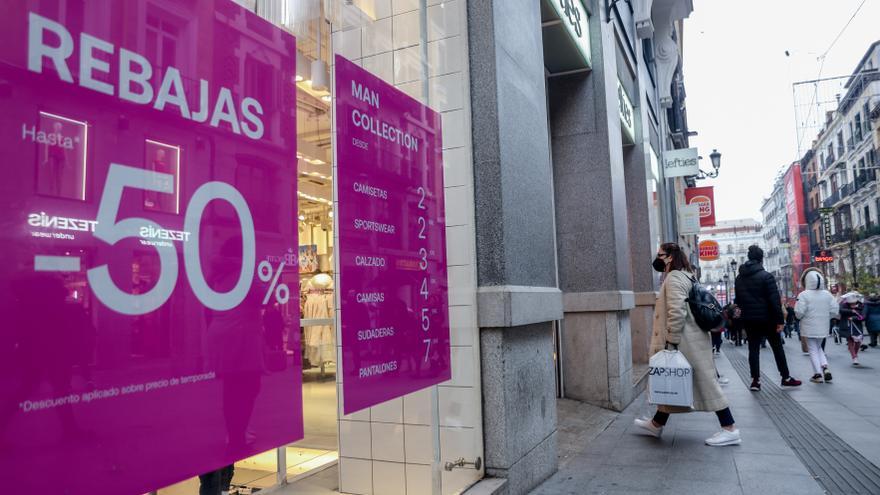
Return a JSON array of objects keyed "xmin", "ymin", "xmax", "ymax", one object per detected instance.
[
  {"xmin": 648, "ymin": 366, "xmax": 691, "ymax": 377},
  {"xmin": 560, "ymin": 0, "xmax": 583, "ymax": 37}
]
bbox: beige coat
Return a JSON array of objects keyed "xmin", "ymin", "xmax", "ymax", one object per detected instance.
[{"xmin": 650, "ymin": 270, "xmax": 729, "ymax": 412}]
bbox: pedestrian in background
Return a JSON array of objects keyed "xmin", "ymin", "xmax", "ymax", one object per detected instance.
[
  {"xmin": 784, "ymin": 302, "xmax": 797, "ymax": 338},
  {"xmin": 635, "ymin": 243, "xmax": 741, "ymax": 447},
  {"xmin": 734, "ymin": 245, "xmax": 802, "ymax": 391},
  {"xmin": 864, "ymin": 294, "xmax": 880, "ymax": 348},
  {"xmin": 726, "ymin": 303, "xmax": 743, "ymax": 346},
  {"xmin": 838, "ymin": 293, "xmax": 866, "ymax": 365},
  {"xmin": 794, "ymin": 268, "xmax": 838, "ymax": 383}
]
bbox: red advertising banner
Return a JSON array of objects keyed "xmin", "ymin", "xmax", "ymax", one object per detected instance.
[
  {"xmin": 784, "ymin": 162, "xmax": 810, "ymax": 294},
  {"xmin": 685, "ymin": 186, "xmax": 716, "ymax": 227}
]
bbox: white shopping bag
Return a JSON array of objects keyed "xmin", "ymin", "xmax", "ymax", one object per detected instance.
[{"xmin": 647, "ymin": 349, "xmax": 693, "ymax": 408}]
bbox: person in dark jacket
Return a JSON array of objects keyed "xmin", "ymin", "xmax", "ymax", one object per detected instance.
[
  {"xmin": 838, "ymin": 294, "xmax": 866, "ymax": 365},
  {"xmin": 864, "ymin": 294, "xmax": 880, "ymax": 348},
  {"xmin": 734, "ymin": 245, "xmax": 802, "ymax": 391}
]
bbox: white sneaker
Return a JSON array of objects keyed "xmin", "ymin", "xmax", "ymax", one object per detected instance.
[
  {"xmin": 705, "ymin": 429, "xmax": 742, "ymax": 446},
  {"xmin": 634, "ymin": 417, "xmax": 663, "ymax": 438},
  {"xmin": 717, "ymin": 376, "xmax": 730, "ymax": 385},
  {"xmin": 853, "ymin": 358, "xmax": 860, "ymax": 366}
]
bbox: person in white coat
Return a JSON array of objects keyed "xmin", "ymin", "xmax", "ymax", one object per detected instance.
[{"xmin": 794, "ymin": 268, "xmax": 839, "ymax": 383}]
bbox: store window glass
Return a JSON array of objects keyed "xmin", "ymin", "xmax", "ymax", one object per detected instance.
[{"xmin": 158, "ymin": 0, "xmax": 463, "ymax": 493}]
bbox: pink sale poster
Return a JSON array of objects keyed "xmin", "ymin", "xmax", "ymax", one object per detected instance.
[
  {"xmin": 335, "ymin": 55, "xmax": 451, "ymax": 414},
  {"xmin": 0, "ymin": 2, "xmax": 302, "ymax": 493}
]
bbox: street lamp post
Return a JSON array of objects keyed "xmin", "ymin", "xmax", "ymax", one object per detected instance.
[
  {"xmin": 723, "ymin": 273, "xmax": 730, "ymax": 304},
  {"xmin": 729, "ymin": 259, "xmax": 738, "ymax": 303}
]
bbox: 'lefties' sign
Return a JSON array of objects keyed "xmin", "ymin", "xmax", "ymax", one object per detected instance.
[{"xmin": 663, "ymin": 148, "xmax": 699, "ymax": 178}]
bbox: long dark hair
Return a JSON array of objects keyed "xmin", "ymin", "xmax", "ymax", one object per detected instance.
[{"xmin": 660, "ymin": 242, "xmax": 693, "ymax": 273}]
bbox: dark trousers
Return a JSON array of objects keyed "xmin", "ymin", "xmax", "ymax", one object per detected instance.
[
  {"xmin": 745, "ymin": 322, "xmax": 790, "ymax": 380},
  {"xmin": 199, "ymin": 465, "xmax": 234, "ymax": 495},
  {"xmin": 711, "ymin": 332, "xmax": 723, "ymax": 352},
  {"xmin": 654, "ymin": 407, "xmax": 735, "ymax": 427}
]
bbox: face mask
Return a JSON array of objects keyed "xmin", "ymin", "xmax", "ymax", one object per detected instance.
[{"xmin": 652, "ymin": 257, "xmax": 667, "ymax": 273}]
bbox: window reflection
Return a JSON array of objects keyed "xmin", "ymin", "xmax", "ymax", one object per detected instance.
[{"xmin": 34, "ymin": 112, "xmax": 88, "ymax": 201}]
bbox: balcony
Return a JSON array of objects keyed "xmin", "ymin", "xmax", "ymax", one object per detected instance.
[
  {"xmin": 847, "ymin": 136, "xmax": 855, "ymax": 151},
  {"xmin": 839, "ymin": 182, "xmax": 854, "ymax": 199},
  {"xmin": 806, "ymin": 209, "xmax": 820, "ymax": 224},
  {"xmin": 824, "ymin": 154, "xmax": 835, "ymax": 168},
  {"xmin": 823, "ymin": 190, "xmax": 840, "ymax": 208},
  {"xmin": 854, "ymin": 224, "xmax": 880, "ymax": 242},
  {"xmin": 855, "ymin": 169, "xmax": 877, "ymax": 190},
  {"xmin": 831, "ymin": 229, "xmax": 854, "ymax": 245}
]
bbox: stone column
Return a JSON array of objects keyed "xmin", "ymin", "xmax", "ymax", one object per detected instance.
[
  {"xmin": 547, "ymin": 7, "xmax": 637, "ymax": 411},
  {"xmin": 468, "ymin": 1, "xmax": 563, "ymax": 493}
]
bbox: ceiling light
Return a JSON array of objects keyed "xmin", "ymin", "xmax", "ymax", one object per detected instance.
[
  {"xmin": 296, "ymin": 51, "xmax": 311, "ymax": 84},
  {"xmin": 311, "ymin": 59, "xmax": 329, "ymax": 92},
  {"xmin": 321, "ymin": 94, "xmax": 332, "ymax": 103}
]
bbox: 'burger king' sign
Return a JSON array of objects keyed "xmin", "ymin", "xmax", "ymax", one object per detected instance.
[
  {"xmin": 699, "ymin": 240, "xmax": 720, "ymax": 261},
  {"xmin": 684, "ymin": 186, "xmax": 716, "ymax": 227}
]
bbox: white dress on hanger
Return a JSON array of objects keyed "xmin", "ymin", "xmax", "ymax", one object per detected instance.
[{"xmin": 303, "ymin": 291, "xmax": 335, "ymax": 365}]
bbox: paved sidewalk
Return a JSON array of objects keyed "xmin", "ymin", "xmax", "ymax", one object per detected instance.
[
  {"xmin": 530, "ymin": 350, "xmax": 825, "ymax": 495},
  {"xmin": 754, "ymin": 335, "xmax": 880, "ymax": 466}
]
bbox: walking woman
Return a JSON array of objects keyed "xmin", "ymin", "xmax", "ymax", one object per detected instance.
[
  {"xmin": 635, "ymin": 243, "xmax": 741, "ymax": 446},
  {"xmin": 839, "ymin": 293, "xmax": 866, "ymax": 365},
  {"xmin": 794, "ymin": 268, "xmax": 838, "ymax": 383},
  {"xmin": 865, "ymin": 294, "xmax": 880, "ymax": 348}
]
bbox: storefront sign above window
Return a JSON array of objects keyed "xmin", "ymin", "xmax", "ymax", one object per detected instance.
[
  {"xmin": 541, "ymin": 0, "xmax": 592, "ymax": 73},
  {"xmin": 618, "ymin": 79, "xmax": 636, "ymax": 144},
  {"xmin": 663, "ymin": 148, "xmax": 700, "ymax": 178},
  {"xmin": 814, "ymin": 250, "xmax": 834, "ymax": 263}
]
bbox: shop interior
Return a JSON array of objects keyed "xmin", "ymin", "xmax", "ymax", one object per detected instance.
[{"xmin": 158, "ymin": 3, "xmax": 340, "ymax": 493}]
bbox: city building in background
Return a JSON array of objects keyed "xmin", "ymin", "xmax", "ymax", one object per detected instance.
[
  {"xmin": 800, "ymin": 40, "xmax": 880, "ymax": 289},
  {"xmin": 760, "ymin": 177, "xmax": 794, "ymax": 298},
  {"xmin": 698, "ymin": 219, "xmax": 763, "ymax": 305}
]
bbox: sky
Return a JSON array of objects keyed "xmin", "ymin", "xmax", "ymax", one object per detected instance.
[{"xmin": 683, "ymin": 0, "xmax": 880, "ymax": 223}]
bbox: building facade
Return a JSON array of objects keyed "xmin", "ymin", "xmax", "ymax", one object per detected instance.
[
  {"xmin": 0, "ymin": 1, "xmax": 699, "ymax": 495},
  {"xmin": 807, "ymin": 41, "xmax": 880, "ymax": 289},
  {"xmin": 698, "ymin": 219, "xmax": 763, "ymax": 305},
  {"xmin": 760, "ymin": 177, "xmax": 794, "ymax": 298}
]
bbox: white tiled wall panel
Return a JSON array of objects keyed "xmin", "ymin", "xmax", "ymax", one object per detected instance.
[
  {"xmin": 371, "ymin": 397, "xmax": 404, "ymax": 424},
  {"xmin": 340, "ymin": 420, "xmax": 372, "ymax": 459},
  {"xmin": 444, "ymin": 185, "xmax": 471, "ymax": 228},
  {"xmin": 439, "ymin": 386, "xmax": 478, "ymax": 428},
  {"xmin": 427, "ymin": 1, "xmax": 460, "ymax": 41},
  {"xmin": 392, "ymin": 0, "xmax": 420, "ymax": 15},
  {"xmin": 447, "ymin": 345, "xmax": 475, "ymax": 387},
  {"xmin": 362, "ymin": 17, "xmax": 392, "ymax": 57},
  {"xmin": 403, "ymin": 424, "xmax": 434, "ymax": 464},
  {"xmin": 340, "ymin": 457, "xmax": 374, "ymax": 495},
  {"xmin": 362, "ymin": 52, "xmax": 394, "ymax": 83},
  {"xmin": 429, "ymin": 36, "xmax": 463, "ymax": 77},
  {"xmin": 442, "ymin": 147, "xmax": 469, "ymax": 188},
  {"xmin": 392, "ymin": 10, "xmax": 422, "ymax": 50},
  {"xmin": 406, "ymin": 463, "xmax": 433, "ymax": 494},
  {"xmin": 373, "ymin": 461, "xmax": 407, "ymax": 495},
  {"xmin": 403, "ymin": 388, "xmax": 434, "ymax": 426},
  {"xmin": 440, "ymin": 110, "xmax": 466, "ymax": 149},
  {"xmin": 371, "ymin": 423, "xmax": 406, "ymax": 462}
]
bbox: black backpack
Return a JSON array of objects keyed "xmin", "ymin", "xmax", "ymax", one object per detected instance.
[{"xmin": 685, "ymin": 275, "xmax": 724, "ymax": 332}]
